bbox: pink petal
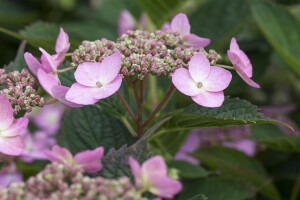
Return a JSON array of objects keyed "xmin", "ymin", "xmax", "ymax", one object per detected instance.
[
  {"xmin": 44, "ymin": 145, "xmax": 73, "ymax": 164},
  {"xmin": 39, "ymin": 48, "xmax": 57, "ymax": 72},
  {"xmin": 227, "ymin": 51, "xmax": 260, "ymax": 88},
  {"xmin": 118, "ymin": 10, "xmax": 136, "ymax": 35},
  {"xmin": 74, "ymin": 147, "xmax": 104, "ymax": 173},
  {"xmin": 192, "ymin": 90, "xmax": 224, "ymax": 108},
  {"xmin": 55, "ymin": 27, "xmax": 70, "ymax": 55},
  {"xmin": 161, "ymin": 22, "xmax": 171, "ymax": 31},
  {"xmin": 37, "ymin": 69, "xmax": 59, "ymax": 96},
  {"xmin": 172, "ymin": 68, "xmax": 200, "ymax": 96},
  {"xmin": 93, "ymin": 75, "xmax": 122, "ymax": 100},
  {"xmin": 149, "ymin": 176, "xmax": 182, "ymax": 198},
  {"xmin": 97, "ymin": 51, "xmax": 122, "ymax": 85},
  {"xmin": 142, "ymin": 156, "xmax": 168, "ymax": 179},
  {"xmin": 65, "ymin": 83, "xmax": 100, "ymax": 105},
  {"xmin": 24, "ymin": 52, "xmax": 42, "ymax": 75},
  {"xmin": 129, "ymin": 157, "xmax": 143, "ymax": 188},
  {"xmin": 188, "ymin": 52, "xmax": 211, "ymax": 83},
  {"xmin": 1, "ymin": 118, "xmax": 29, "ymax": 137},
  {"xmin": 171, "ymin": 13, "xmax": 190, "ymax": 35},
  {"xmin": 51, "ymin": 85, "xmax": 83, "ymax": 108},
  {"xmin": 229, "ymin": 38, "xmax": 252, "ymax": 77},
  {"xmin": 0, "ymin": 136, "xmax": 24, "ymax": 156},
  {"xmin": 203, "ymin": 66, "xmax": 232, "ymax": 92},
  {"xmin": 0, "ymin": 95, "xmax": 14, "ymax": 131},
  {"xmin": 74, "ymin": 62, "xmax": 103, "ymax": 87},
  {"xmin": 183, "ymin": 34, "xmax": 211, "ymax": 48}
]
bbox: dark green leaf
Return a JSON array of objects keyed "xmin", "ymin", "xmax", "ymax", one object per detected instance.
[
  {"xmin": 4, "ymin": 41, "xmax": 27, "ymax": 72},
  {"xmin": 251, "ymin": 124, "xmax": 300, "ymax": 153},
  {"xmin": 186, "ymin": 194, "xmax": 208, "ymax": 200},
  {"xmin": 60, "ymin": 105, "xmax": 137, "ymax": 154},
  {"xmin": 190, "ymin": 0, "xmax": 251, "ymax": 50},
  {"xmin": 178, "ymin": 177, "xmax": 253, "ymax": 200},
  {"xmin": 192, "ymin": 146, "xmax": 281, "ymax": 200},
  {"xmin": 168, "ymin": 160, "xmax": 211, "ymax": 179},
  {"xmin": 137, "ymin": 0, "xmax": 186, "ymax": 27},
  {"xmin": 99, "ymin": 117, "xmax": 171, "ymax": 178},
  {"xmin": 251, "ymin": 0, "xmax": 300, "ymax": 74}
]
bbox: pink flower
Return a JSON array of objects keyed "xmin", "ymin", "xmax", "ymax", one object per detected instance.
[
  {"xmin": 129, "ymin": 156, "xmax": 182, "ymax": 198},
  {"xmin": 227, "ymin": 37, "xmax": 260, "ymax": 88},
  {"xmin": 21, "ymin": 131, "xmax": 56, "ymax": 162},
  {"xmin": 118, "ymin": 10, "xmax": 136, "ymax": 35},
  {"xmin": 66, "ymin": 51, "xmax": 123, "ymax": 105},
  {"xmin": 169, "ymin": 13, "xmax": 210, "ymax": 47},
  {"xmin": 0, "ymin": 95, "xmax": 28, "ymax": 156},
  {"xmin": 37, "ymin": 69, "xmax": 82, "ymax": 107},
  {"xmin": 0, "ymin": 163, "xmax": 23, "ymax": 188},
  {"xmin": 29, "ymin": 103, "xmax": 65, "ymax": 135},
  {"xmin": 44, "ymin": 145, "xmax": 104, "ymax": 173},
  {"xmin": 172, "ymin": 52, "xmax": 232, "ymax": 107},
  {"xmin": 24, "ymin": 27, "xmax": 70, "ymax": 76}
]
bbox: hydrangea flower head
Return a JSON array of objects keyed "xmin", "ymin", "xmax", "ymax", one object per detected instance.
[
  {"xmin": 129, "ymin": 156, "xmax": 182, "ymax": 198},
  {"xmin": 227, "ymin": 37, "xmax": 260, "ymax": 88},
  {"xmin": 170, "ymin": 13, "xmax": 210, "ymax": 47},
  {"xmin": 66, "ymin": 51, "xmax": 123, "ymax": 105},
  {"xmin": 0, "ymin": 163, "xmax": 22, "ymax": 188},
  {"xmin": 172, "ymin": 52, "xmax": 232, "ymax": 107},
  {"xmin": 44, "ymin": 145, "xmax": 104, "ymax": 173},
  {"xmin": 0, "ymin": 95, "xmax": 28, "ymax": 156}
]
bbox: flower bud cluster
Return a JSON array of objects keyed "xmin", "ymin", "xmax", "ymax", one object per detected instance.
[
  {"xmin": 0, "ymin": 69, "xmax": 44, "ymax": 115},
  {"xmin": 0, "ymin": 162, "xmax": 148, "ymax": 200},
  {"xmin": 71, "ymin": 30, "xmax": 221, "ymax": 80}
]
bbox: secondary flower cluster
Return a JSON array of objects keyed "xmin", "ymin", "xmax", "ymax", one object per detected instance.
[
  {"xmin": 0, "ymin": 69, "xmax": 44, "ymax": 115},
  {"xmin": 0, "ymin": 145, "xmax": 182, "ymax": 199}
]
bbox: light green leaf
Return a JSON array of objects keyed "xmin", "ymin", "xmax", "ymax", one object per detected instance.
[
  {"xmin": 192, "ymin": 147, "xmax": 281, "ymax": 200},
  {"xmin": 251, "ymin": 0, "xmax": 300, "ymax": 75},
  {"xmin": 168, "ymin": 160, "xmax": 211, "ymax": 179}
]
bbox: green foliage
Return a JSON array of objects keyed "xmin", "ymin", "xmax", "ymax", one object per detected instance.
[
  {"xmin": 192, "ymin": 147, "xmax": 281, "ymax": 200},
  {"xmin": 60, "ymin": 105, "xmax": 137, "ymax": 154},
  {"xmin": 186, "ymin": 194, "xmax": 208, "ymax": 200},
  {"xmin": 168, "ymin": 160, "xmax": 211, "ymax": 179},
  {"xmin": 178, "ymin": 177, "xmax": 253, "ymax": 200},
  {"xmin": 136, "ymin": 0, "xmax": 185, "ymax": 27},
  {"xmin": 190, "ymin": 0, "xmax": 250, "ymax": 50},
  {"xmin": 251, "ymin": 0, "xmax": 300, "ymax": 75},
  {"xmin": 251, "ymin": 124, "xmax": 300, "ymax": 153},
  {"xmin": 4, "ymin": 41, "xmax": 27, "ymax": 72}
]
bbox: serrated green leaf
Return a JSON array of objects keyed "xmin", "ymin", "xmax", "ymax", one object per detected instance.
[
  {"xmin": 136, "ymin": 0, "xmax": 186, "ymax": 27},
  {"xmin": 192, "ymin": 147, "xmax": 281, "ymax": 200},
  {"xmin": 251, "ymin": 124, "xmax": 300, "ymax": 153},
  {"xmin": 178, "ymin": 177, "xmax": 253, "ymax": 200},
  {"xmin": 251, "ymin": 0, "xmax": 300, "ymax": 75},
  {"xmin": 190, "ymin": 0, "xmax": 250, "ymax": 50},
  {"xmin": 99, "ymin": 117, "xmax": 171, "ymax": 178},
  {"xmin": 60, "ymin": 105, "xmax": 137, "ymax": 154},
  {"xmin": 153, "ymin": 97, "xmax": 292, "ymax": 138},
  {"xmin": 186, "ymin": 194, "xmax": 208, "ymax": 200}
]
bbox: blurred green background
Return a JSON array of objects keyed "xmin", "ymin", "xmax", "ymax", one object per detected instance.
[{"xmin": 1, "ymin": 0, "xmax": 300, "ymax": 199}]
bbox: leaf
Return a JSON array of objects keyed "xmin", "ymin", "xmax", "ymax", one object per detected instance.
[
  {"xmin": 4, "ymin": 41, "xmax": 27, "ymax": 72},
  {"xmin": 153, "ymin": 97, "xmax": 292, "ymax": 138},
  {"xmin": 99, "ymin": 117, "xmax": 171, "ymax": 178},
  {"xmin": 178, "ymin": 177, "xmax": 253, "ymax": 200},
  {"xmin": 168, "ymin": 160, "xmax": 211, "ymax": 179},
  {"xmin": 250, "ymin": 124, "xmax": 300, "ymax": 153},
  {"xmin": 190, "ymin": 0, "xmax": 251, "ymax": 50},
  {"xmin": 187, "ymin": 194, "xmax": 208, "ymax": 200},
  {"xmin": 60, "ymin": 105, "xmax": 137, "ymax": 154},
  {"xmin": 136, "ymin": 0, "xmax": 186, "ymax": 27},
  {"xmin": 192, "ymin": 146, "xmax": 281, "ymax": 200},
  {"xmin": 251, "ymin": 0, "xmax": 300, "ymax": 75}
]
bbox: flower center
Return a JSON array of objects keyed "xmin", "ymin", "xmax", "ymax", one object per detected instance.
[
  {"xmin": 96, "ymin": 81, "xmax": 103, "ymax": 88},
  {"xmin": 197, "ymin": 82, "xmax": 203, "ymax": 88}
]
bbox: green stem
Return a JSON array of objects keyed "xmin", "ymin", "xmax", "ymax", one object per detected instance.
[
  {"xmin": 216, "ymin": 64, "xmax": 235, "ymax": 70},
  {"xmin": 65, "ymin": 53, "xmax": 73, "ymax": 57},
  {"xmin": 142, "ymin": 85, "xmax": 175, "ymax": 128},
  {"xmin": 137, "ymin": 78, "xmax": 146, "ymax": 137},
  {"xmin": 117, "ymin": 92, "xmax": 136, "ymax": 122},
  {"xmin": 149, "ymin": 75, "xmax": 159, "ymax": 109},
  {"xmin": 0, "ymin": 26, "xmax": 23, "ymax": 40},
  {"xmin": 121, "ymin": 116, "xmax": 137, "ymax": 137},
  {"xmin": 57, "ymin": 66, "xmax": 76, "ymax": 73}
]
